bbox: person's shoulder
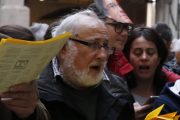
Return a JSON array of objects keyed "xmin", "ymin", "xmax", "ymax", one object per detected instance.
[
  {"xmin": 105, "ymin": 69, "xmax": 127, "ymax": 85},
  {"xmin": 103, "ymin": 69, "xmax": 133, "ymax": 100},
  {"xmin": 37, "ymin": 61, "xmax": 62, "ymax": 98},
  {"xmin": 153, "ymin": 82, "xmax": 180, "ymax": 115},
  {"xmin": 105, "ymin": 69, "xmax": 125, "ymax": 80},
  {"xmin": 40, "ymin": 61, "xmax": 53, "ymax": 75},
  {"xmin": 155, "ymin": 81, "xmax": 176, "ymax": 104},
  {"xmin": 37, "ymin": 61, "xmax": 54, "ymax": 86}
]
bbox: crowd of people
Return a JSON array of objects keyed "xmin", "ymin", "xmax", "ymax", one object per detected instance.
[{"xmin": 0, "ymin": 0, "xmax": 180, "ymax": 120}]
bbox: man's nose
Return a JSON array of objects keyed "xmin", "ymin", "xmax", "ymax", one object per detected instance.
[{"xmin": 96, "ymin": 47, "xmax": 107, "ymax": 61}]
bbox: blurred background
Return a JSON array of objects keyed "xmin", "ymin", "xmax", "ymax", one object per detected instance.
[{"xmin": 0, "ymin": 0, "xmax": 179, "ymax": 38}]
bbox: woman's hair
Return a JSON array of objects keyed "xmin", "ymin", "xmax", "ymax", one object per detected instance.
[
  {"xmin": 0, "ymin": 25, "xmax": 35, "ymax": 41},
  {"xmin": 44, "ymin": 20, "xmax": 61, "ymax": 40},
  {"xmin": 152, "ymin": 22, "xmax": 173, "ymax": 43},
  {"xmin": 0, "ymin": 33, "xmax": 11, "ymax": 40},
  {"xmin": 123, "ymin": 26, "xmax": 168, "ymax": 95}
]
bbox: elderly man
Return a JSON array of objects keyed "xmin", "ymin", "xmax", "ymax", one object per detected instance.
[
  {"xmin": 37, "ymin": 9, "xmax": 135, "ymax": 120},
  {"xmin": 88, "ymin": 2, "xmax": 134, "ymax": 79}
]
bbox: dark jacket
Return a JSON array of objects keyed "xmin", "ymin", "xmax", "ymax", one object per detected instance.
[
  {"xmin": 163, "ymin": 57, "xmax": 180, "ymax": 75},
  {"xmin": 37, "ymin": 61, "xmax": 135, "ymax": 120},
  {"xmin": 153, "ymin": 81, "xmax": 180, "ymax": 115}
]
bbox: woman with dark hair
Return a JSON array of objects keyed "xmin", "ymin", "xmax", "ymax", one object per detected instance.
[
  {"xmin": 123, "ymin": 26, "xmax": 168, "ymax": 120},
  {"xmin": 0, "ymin": 24, "xmax": 35, "ymax": 41},
  {"xmin": 44, "ymin": 20, "xmax": 61, "ymax": 40},
  {"xmin": 0, "ymin": 33, "xmax": 11, "ymax": 40}
]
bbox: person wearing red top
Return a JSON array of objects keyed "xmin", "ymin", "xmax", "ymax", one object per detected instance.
[
  {"xmin": 88, "ymin": 2, "xmax": 180, "ymax": 120},
  {"xmin": 88, "ymin": 2, "xmax": 180, "ymax": 82},
  {"xmin": 107, "ymin": 51, "xmax": 134, "ymax": 79}
]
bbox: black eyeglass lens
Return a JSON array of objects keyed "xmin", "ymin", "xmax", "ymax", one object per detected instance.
[
  {"xmin": 89, "ymin": 43, "xmax": 100, "ymax": 51},
  {"xmin": 115, "ymin": 23, "xmax": 124, "ymax": 33}
]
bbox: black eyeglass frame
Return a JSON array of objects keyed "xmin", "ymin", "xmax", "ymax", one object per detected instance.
[
  {"xmin": 105, "ymin": 22, "xmax": 134, "ymax": 35},
  {"xmin": 69, "ymin": 38, "xmax": 116, "ymax": 55}
]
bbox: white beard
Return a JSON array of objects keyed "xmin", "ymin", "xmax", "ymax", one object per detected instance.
[{"xmin": 62, "ymin": 42, "xmax": 103, "ymax": 89}]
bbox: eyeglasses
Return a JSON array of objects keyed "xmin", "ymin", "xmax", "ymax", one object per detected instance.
[
  {"xmin": 69, "ymin": 38, "xmax": 115, "ymax": 55},
  {"xmin": 105, "ymin": 22, "xmax": 133, "ymax": 35}
]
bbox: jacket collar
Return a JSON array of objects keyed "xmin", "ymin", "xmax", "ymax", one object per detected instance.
[{"xmin": 38, "ymin": 62, "xmax": 130, "ymax": 120}]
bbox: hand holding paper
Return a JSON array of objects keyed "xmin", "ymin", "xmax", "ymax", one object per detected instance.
[
  {"xmin": 1, "ymin": 82, "xmax": 37, "ymax": 118},
  {"xmin": 0, "ymin": 31, "xmax": 71, "ymax": 92}
]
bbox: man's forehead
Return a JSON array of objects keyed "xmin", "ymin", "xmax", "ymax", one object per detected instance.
[
  {"xmin": 75, "ymin": 27, "xmax": 108, "ymax": 42},
  {"xmin": 84, "ymin": 35, "xmax": 109, "ymax": 42},
  {"xmin": 78, "ymin": 21, "xmax": 108, "ymax": 35}
]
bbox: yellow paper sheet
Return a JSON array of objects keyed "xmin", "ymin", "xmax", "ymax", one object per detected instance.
[{"xmin": 0, "ymin": 31, "xmax": 71, "ymax": 92}]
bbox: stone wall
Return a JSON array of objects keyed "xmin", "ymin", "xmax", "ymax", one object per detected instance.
[{"xmin": 0, "ymin": 0, "xmax": 30, "ymax": 28}]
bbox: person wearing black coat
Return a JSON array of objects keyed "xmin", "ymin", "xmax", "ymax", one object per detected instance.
[{"xmin": 37, "ymin": 9, "xmax": 135, "ymax": 120}]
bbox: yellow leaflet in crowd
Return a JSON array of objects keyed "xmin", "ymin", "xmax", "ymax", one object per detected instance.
[
  {"xmin": 0, "ymin": 31, "xmax": 71, "ymax": 92},
  {"xmin": 145, "ymin": 104, "xmax": 180, "ymax": 120}
]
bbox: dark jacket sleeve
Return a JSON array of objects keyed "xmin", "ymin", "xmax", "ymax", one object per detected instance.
[
  {"xmin": 153, "ymin": 98, "xmax": 174, "ymax": 115},
  {"xmin": 32, "ymin": 99, "xmax": 51, "ymax": 120}
]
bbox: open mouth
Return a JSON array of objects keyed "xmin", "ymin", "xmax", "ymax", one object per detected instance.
[
  {"xmin": 90, "ymin": 66, "xmax": 101, "ymax": 71},
  {"xmin": 139, "ymin": 65, "xmax": 150, "ymax": 70}
]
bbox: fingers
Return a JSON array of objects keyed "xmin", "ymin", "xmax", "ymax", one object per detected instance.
[
  {"xmin": 1, "ymin": 97, "xmax": 37, "ymax": 118},
  {"xmin": 0, "ymin": 83, "xmax": 38, "ymax": 118},
  {"xmin": 142, "ymin": 103, "xmax": 153, "ymax": 111},
  {"xmin": 1, "ymin": 98, "xmax": 36, "ymax": 108},
  {"xmin": 134, "ymin": 103, "xmax": 153, "ymax": 120},
  {"xmin": 0, "ymin": 83, "xmax": 37, "ymax": 100},
  {"xmin": 134, "ymin": 102, "xmax": 141, "ymax": 108},
  {"xmin": 1, "ymin": 92, "xmax": 37, "ymax": 100},
  {"xmin": 9, "ymin": 83, "xmax": 36, "ymax": 93}
]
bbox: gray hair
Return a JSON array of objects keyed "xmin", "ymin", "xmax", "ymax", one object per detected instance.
[{"xmin": 52, "ymin": 9, "xmax": 104, "ymax": 38}]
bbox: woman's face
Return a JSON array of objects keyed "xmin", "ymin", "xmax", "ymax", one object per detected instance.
[{"xmin": 129, "ymin": 36, "xmax": 161, "ymax": 81}]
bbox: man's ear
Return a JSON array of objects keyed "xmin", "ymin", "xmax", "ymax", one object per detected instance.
[{"xmin": 59, "ymin": 43, "xmax": 68, "ymax": 59}]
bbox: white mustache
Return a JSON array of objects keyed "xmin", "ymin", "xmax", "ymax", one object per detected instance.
[{"xmin": 89, "ymin": 61, "xmax": 104, "ymax": 67}]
